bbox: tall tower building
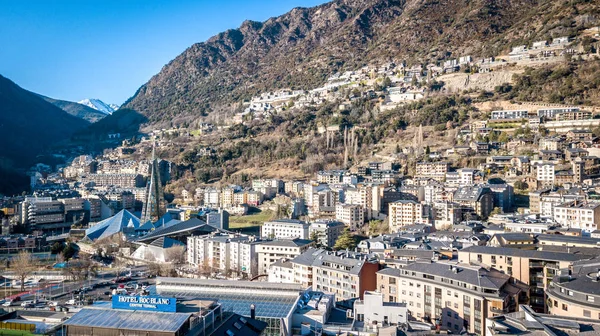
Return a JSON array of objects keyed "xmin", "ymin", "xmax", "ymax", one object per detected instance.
[{"xmin": 141, "ymin": 144, "xmax": 165, "ymax": 223}]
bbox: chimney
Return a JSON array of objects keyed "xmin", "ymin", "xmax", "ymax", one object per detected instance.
[{"xmin": 250, "ymin": 304, "xmax": 256, "ymax": 319}]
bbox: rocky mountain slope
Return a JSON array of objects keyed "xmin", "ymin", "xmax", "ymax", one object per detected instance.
[
  {"xmin": 39, "ymin": 95, "xmax": 109, "ymax": 123},
  {"xmin": 123, "ymin": 0, "xmax": 599, "ymax": 125}
]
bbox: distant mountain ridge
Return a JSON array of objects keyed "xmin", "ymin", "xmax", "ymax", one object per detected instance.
[
  {"xmin": 0, "ymin": 74, "xmax": 89, "ymax": 195},
  {"xmin": 78, "ymin": 98, "xmax": 118, "ymax": 115},
  {"xmin": 39, "ymin": 95, "xmax": 108, "ymax": 123},
  {"xmin": 123, "ymin": 0, "xmax": 598, "ymax": 125}
]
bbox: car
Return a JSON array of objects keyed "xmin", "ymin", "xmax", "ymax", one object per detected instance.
[
  {"xmin": 65, "ymin": 299, "xmax": 76, "ymax": 305},
  {"xmin": 103, "ymin": 291, "xmax": 111, "ymax": 296},
  {"xmin": 2, "ymin": 301, "xmax": 11, "ymax": 307},
  {"xmin": 21, "ymin": 300, "xmax": 34, "ymax": 307},
  {"xmin": 81, "ymin": 286, "xmax": 91, "ymax": 292},
  {"xmin": 109, "ymin": 285, "xmax": 117, "ymax": 290},
  {"xmin": 48, "ymin": 301, "xmax": 59, "ymax": 307}
]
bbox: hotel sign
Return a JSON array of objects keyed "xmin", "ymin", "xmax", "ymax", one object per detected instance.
[{"xmin": 112, "ymin": 295, "xmax": 176, "ymax": 312}]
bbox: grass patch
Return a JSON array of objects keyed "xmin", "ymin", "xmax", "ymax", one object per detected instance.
[
  {"xmin": 0, "ymin": 329, "xmax": 40, "ymax": 336},
  {"xmin": 228, "ymin": 209, "xmax": 275, "ymax": 229}
]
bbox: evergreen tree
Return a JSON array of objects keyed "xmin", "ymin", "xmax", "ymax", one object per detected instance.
[{"xmin": 333, "ymin": 229, "xmax": 357, "ymax": 251}]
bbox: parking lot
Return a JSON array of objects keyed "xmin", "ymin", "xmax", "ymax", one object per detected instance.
[{"xmin": 1, "ymin": 268, "xmax": 156, "ymax": 311}]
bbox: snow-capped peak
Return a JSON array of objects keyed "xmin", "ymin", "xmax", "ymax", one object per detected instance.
[{"xmin": 77, "ymin": 98, "xmax": 118, "ymax": 115}]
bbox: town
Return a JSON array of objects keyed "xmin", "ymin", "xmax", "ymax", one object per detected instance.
[{"xmin": 2, "ymin": 4, "xmax": 600, "ymax": 336}]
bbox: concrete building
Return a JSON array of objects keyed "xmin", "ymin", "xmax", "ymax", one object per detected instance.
[
  {"xmin": 353, "ymin": 291, "xmax": 408, "ymax": 327},
  {"xmin": 415, "ymin": 162, "xmax": 450, "ymax": 181},
  {"xmin": 261, "ymin": 219, "xmax": 309, "ymax": 239},
  {"xmin": 554, "ymin": 200, "xmax": 600, "ymax": 234},
  {"xmin": 547, "ymin": 257, "xmax": 600, "ymax": 320},
  {"xmin": 458, "ymin": 246, "xmax": 590, "ymax": 313},
  {"xmin": 490, "ymin": 110, "xmax": 528, "ymax": 120},
  {"xmin": 309, "ymin": 219, "xmax": 345, "ymax": 248},
  {"xmin": 388, "ymin": 200, "xmax": 425, "ymax": 232},
  {"xmin": 335, "ymin": 203, "xmax": 364, "ymax": 230},
  {"xmin": 377, "ymin": 262, "xmax": 528, "ymax": 335},
  {"xmin": 453, "ymin": 186, "xmax": 494, "ymax": 219},
  {"xmin": 256, "ymin": 238, "xmax": 313, "ymax": 275}
]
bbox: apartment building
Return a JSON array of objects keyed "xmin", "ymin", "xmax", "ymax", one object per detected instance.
[
  {"xmin": 316, "ymin": 170, "xmax": 346, "ymax": 184},
  {"xmin": 187, "ymin": 233, "xmax": 262, "ymax": 278},
  {"xmin": 344, "ymin": 183, "xmax": 382, "ymax": 220},
  {"xmin": 453, "ymin": 186, "xmax": 494, "ymax": 219},
  {"xmin": 20, "ymin": 197, "xmax": 65, "ymax": 226},
  {"xmin": 388, "ymin": 200, "xmax": 425, "ymax": 232},
  {"xmin": 256, "ymin": 238, "xmax": 313, "ymax": 275},
  {"xmin": 309, "ymin": 219, "xmax": 345, "ymax": 248},
  {"xmin": 84, "ymin": 173, "xmax": 145, "ymax": 188},
  {"xmin": 490, "ymin": 110, "xmax": 528, "ymax": 120},
  {"xmin": 377, "ymin": 262, "xmax": 528, "ymax": 334},
  {"xmin": 415, "ymin": 162, "xmax": 450, "ymax": 181},
  {"xmin": 537, "ymin": 107, "xmax": 579, "ymax": 119},
  {"xmin": 335, "ymin": 203, "xmax": 364, "ymax": 230},
  {"xmin": 458, "ymin": 246, "xmax": 589, "ymax": 313},
  {"xmin": 311, "ymin": 251, "xmax": 379, "ymax": 300},
  {"xmin": 535, "ymin": 163, "xmax": 555, "ymax": 186},
  {"xmin": 261, "ymin": 219, "xmax": 309, "ymax": 239},
  {"xmin": 273, "ymin": 248, "xmax": 379, "ymax": 300},
  {"xmin": 554, "ymin": 200, "xmax": 600, "ymax": 234},
  {"xmin": 547, "ymin": 258, "xmax": 600, "ymax": 320}
]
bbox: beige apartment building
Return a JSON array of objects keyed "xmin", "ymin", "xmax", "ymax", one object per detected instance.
[
  {"xmin": 256, "ymin": 238, "xmax": 313, "ymax": 275},
  {"xmin": 457, "ymin": 246, "xmax": 590, "ymax": 313},
  {"xmin": 388, "ymin": 200, "xmax": 424, "ymax": 232},
  {"xmin": 415, "ymin": 161, "xmax": 449, "ymax": 181},
  {"xmin": 554, "ymin": 200, "xmax": 600, "ymax": 234},
  {"xmin": 377, "ymin": 262, "xmax": 528, "ymax": 335},
  {"xmin": 547, "ymin": 258, "xmax": 600, "ymax": 320}
]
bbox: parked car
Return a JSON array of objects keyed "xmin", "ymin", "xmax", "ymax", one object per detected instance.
[
  {"xmin": 65, "ymin": 299, "xmax": 76, "ymax": 305},
  {"xmin": 21, "ymin": 300, "xmax": 34, "ymax": 307}
]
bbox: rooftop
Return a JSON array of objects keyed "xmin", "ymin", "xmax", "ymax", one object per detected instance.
[
  {"xmin": 460, "ymin": 246, "xmax": 592, "ymax": 262},
  {"xmin": 63, "ymin": 308, "xmax": 191, "ymax": 333}
]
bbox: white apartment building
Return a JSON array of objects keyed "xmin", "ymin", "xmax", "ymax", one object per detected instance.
[
  {"xmin": 256, "ymin": 238, "xmax": 313, "ymax": 275},
  {"xmin": 535, "ymin": 163, "xmax": 555, "ymax": 186},
  {"xmin": 187, "ymin": 233, "xmax": 261, "ymax": 278},
  {"xmin": 204, "ymin": 188, "xmax": 221, "ymax": 208},
  {"xmin": 389, "ymin": 200, "xmax": 424, "ymax": 232},
  {"xmin": 554, "ymin": 201, "xmax": 600, "ymax": 234},
  {"xmin": 491, "ymin": 110, "xmax": 528, "ymax": 120},
  {"xmin": 336, "ymin": 203, "xmax": 365, "ymax": 230},
  {"xmin": 261, "ymin": 219, "xmax": 309, "ymax": 239}
]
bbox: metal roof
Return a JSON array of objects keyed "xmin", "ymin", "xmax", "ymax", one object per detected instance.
[{"xmin": 63, "ymin": 308, "xmax": 191, "ymax": 332}]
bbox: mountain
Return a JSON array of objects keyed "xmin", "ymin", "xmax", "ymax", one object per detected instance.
[
  {"xmin": 78, "ymin": 98, "xmax": 118, "ymax": 115},
  {"xmin": 0, "ymin": 74, "xmax": 89, "ymax": 194},
  {"xmin": 39, "ymin": 95, "xmax": 108, "ymax": 123},
  {"xmin": 123, "ymin": 0, "xmax": 599, "ymax": 125}
]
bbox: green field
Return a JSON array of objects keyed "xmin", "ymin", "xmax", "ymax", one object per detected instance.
[
  {"xmin": 0, "ymin": 330, "xmax": 40, "ymax": 336},
  {"xmin": 228, "ymin": 209, "xmax": 274, "ymax": 229}
]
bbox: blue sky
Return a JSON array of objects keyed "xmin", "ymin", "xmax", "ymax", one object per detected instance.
[{"xmin": 0, "ymin": 0, "xmax": 326, "ymax": 105}]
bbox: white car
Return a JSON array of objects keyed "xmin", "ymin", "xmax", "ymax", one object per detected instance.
[
  {"xmin": 21, "ymin": 300, "xmax": 34, "ymax": 307},
  {"xmin": 48, "ymin": 301, "xmax": 59, "ymax": 307},
  {"xmin": 2, "ymin": 301, "xmax": 10, "ymax": 307},
  {"xmin": 65, "ymin": 299, "xmax": 76, "ymax": 305}
]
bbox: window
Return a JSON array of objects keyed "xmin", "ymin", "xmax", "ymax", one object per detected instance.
[
  {"xmin": 587, "ymin": 295, "xmax": 595, "ymax": 303},
  {"xmin": 447, "ymin": 311, "xmax": 452, "ymax": 317},
  {"xmin": 568, "ymin": 290, "xmax": 573, "ymax": 296},
  {"xmin": 584, "ymin": 310, "xmax": 591, "ymax": 318},
  {"xmin": 562, "ymin": 304, "xmax": 568, "ymax": 311}
]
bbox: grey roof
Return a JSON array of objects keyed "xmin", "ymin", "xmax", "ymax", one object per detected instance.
[
  {"xmin": 454, "ymin": 185, "xmax": 489, "ymax": 202},
  {"xmin": 63, "ymin": 308, "xmax": 191, "ymax": 332},
  {"xmin": 291, "ymin": 248, "xmax": 373, "ymax": 275},
  {"xmin": 536, "ymin": 234, "xmax": 600, "ymax": 245},
  {"xmin": 461, "ymin": 246, "xmax": 592, "ymax": 262},
  {"xmin": 378, "ymin": 262, "xmax": 510, "ymax": 289},
  {"xmin": 260, "ymin": 238, "xmax": 313, "ymax": 247},
  {"xmin": 137, "ymin": 218, "xmax": 216, "ymax": 242},
  {"xmin": 493, "ymin": 232, "xmax": 535, "ymax": 242},
  {"xmin": 558, "ymin": 258, "xmax": 600, "ymax": 296},
  {"xmin": 291, "ymin": 248, "xmax": 324, "ymax": 266}
]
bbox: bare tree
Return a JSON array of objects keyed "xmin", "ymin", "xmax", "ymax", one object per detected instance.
[
  {"xmin": 165, "ymin": 246, "xmax": 186, "ymax": 266},
  {"xmin": 12, "ymin": 251, "xmax": 36, "ymax": 291},
  {"xmin": 63, "ymin": 258, "xmax": 98, "ymax": 281}
]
